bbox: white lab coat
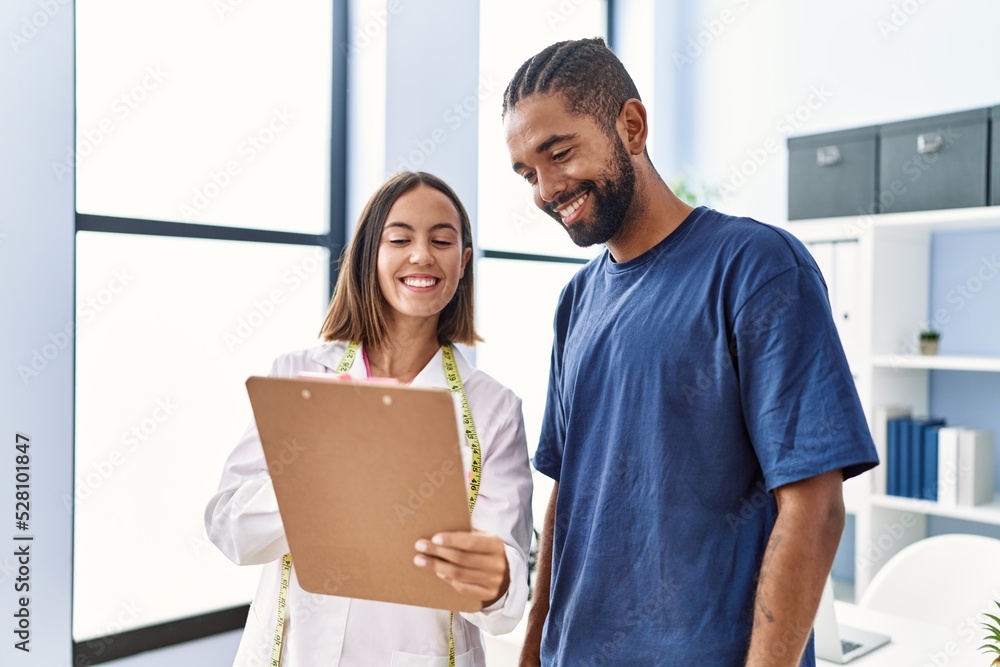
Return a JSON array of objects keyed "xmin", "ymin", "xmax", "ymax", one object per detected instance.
[{"xmin": 205, "ymin": 341, "xmax": 533, "ymax": 666}]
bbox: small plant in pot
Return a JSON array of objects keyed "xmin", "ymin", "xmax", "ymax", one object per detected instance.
[
  {"xmin": 981, "ymin": 600, "xmax": 1000, "ymax": 666},
  {"xmin": 919, "ymin": 329, "xmax": 940, "ymax": 356}
]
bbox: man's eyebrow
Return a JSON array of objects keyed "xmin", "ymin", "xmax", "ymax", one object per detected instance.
[
  {"xmin": 511, "ymin": 133, "xmax": 578, "ymax": 173},
  {"xmin": 536, "ymin": 133, "xmax": 577, "ymax": 154}
]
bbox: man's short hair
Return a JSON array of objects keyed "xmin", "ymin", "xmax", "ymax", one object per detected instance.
[{"xmin": 502, "ymin": 37, "xmax": 641, "ymax": 134}]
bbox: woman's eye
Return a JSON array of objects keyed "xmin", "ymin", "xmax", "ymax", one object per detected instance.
[
  {"xmin": 388, "ymin": 239, "xmax": 408, "ymax": 246},
  {"xmin": 432, "ymin": 239, "xmax": 454, "ymax": 247}
]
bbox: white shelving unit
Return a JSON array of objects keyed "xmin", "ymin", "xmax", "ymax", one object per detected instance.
[
  {"xmin": 777, "ymin": 205, "xmax": 1000, "ymax": 599},
  {"xmin": 871, "ymin": 355, "xmax": 1000, "ymax": 372},
  {"xmin": 869, "ymin": 494, "xmax": 1000, "ymax": 526}
]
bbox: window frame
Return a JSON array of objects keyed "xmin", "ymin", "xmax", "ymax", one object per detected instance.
[{"xmin": 70, "ymin": 1, "xmax": 348, "ymax": 662}]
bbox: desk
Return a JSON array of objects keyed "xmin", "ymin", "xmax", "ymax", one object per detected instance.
[
  {"xmin": 819, "ymin": 601, "xmax": 985, "ymax": 666},
  {"xmin": 484, "ymin": 601, "xmax": 988, "ymax": 666}
]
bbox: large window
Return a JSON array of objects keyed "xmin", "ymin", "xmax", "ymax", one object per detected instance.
[
  {"xmin": 475, "ymin": 0, "xmax": 609, "ymax": 526},
  {"xmin": 75, "ymin": 1, "xmax": 333, "ymax": 233},
  {"xmin": 73, "ymin": 2, "xmax": 346, "ymax": 661},
  {"xmin": 477, "ymin": 0, "xmax": 608, "ymax": 262}
]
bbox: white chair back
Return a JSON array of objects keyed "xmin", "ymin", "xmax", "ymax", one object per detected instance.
[{"xmin": 858, "ymin": 533, "xmax": 1000, "ymax": 628}]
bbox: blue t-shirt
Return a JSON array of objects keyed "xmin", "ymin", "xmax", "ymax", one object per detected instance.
[{"xmin": 534, "ymin": 206, "xmax": 878, "ymax": 666}]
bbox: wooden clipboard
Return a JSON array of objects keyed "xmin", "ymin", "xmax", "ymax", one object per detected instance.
[{"xmin": 245, "ymin": 376, "xmax": 481, "ymax": 612}]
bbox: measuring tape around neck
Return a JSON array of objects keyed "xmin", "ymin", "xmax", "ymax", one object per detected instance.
[{"xmin": 269, "ymin": 341, "xmax": 482, "ymax": 667}]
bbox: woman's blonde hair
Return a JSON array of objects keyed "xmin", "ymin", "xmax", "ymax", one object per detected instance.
[{"xmin": 318, "ymin": 171, "xmax": 481, "ymax": 347}]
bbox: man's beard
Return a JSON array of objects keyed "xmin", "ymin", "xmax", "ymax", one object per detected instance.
[{"xmin": 546, "ymin": 138, "xmax": 637, "ymax": 248}]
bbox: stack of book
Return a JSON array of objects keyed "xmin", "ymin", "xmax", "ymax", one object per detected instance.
[{"xmin": 873, "ymin": 406, "xmax": 995, "ymax": 505}]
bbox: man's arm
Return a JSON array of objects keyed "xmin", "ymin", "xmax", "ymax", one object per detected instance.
[
  {"xmin": 745, "ymin": 470, "xmax": 845, "ymax": 666},
  {"xmin": 520, "ymin": 482, "xmax": 557, "ymax": 667}
]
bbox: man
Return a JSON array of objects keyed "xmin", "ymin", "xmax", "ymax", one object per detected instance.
[{"xmin": 502, "ymin": 38, "xmax": 878, "ymax": 666}]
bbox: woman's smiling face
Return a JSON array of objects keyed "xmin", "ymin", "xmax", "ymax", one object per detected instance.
[{"xmin": 376, "ymin": 184, "xmax": 472, "ymax": 325}]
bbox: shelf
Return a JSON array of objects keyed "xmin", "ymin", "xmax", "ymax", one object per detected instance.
[
  {"xmin": 779, "ymin": 205, "xmax": 1000, "ymax": 235},
  {"xmin": 872, "ymin": 206, "xmax": 1000, "ymax": 232},
  {"xmin": 773, "ymin": 217, "xmax": 860, "ymax": 243},
  {"xmin": 870, "ymin": 494, "xmax": 1000, "ymax": 526},
  {"xmin": 871, "ymin": 354, "xmax": 1000, "ymax": 372}
]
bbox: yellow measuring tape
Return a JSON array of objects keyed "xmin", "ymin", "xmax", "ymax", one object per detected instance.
[
  {"xmin": 442, "ymin": 343, "xmax": 483, "ymax": 667},
  {"xmin": 269, "ymin": 342, "xmax": 483, "ymax": 667}
]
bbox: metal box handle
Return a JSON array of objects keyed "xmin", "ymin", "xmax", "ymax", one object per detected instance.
[
  {"xmin": 816, "ymin": 145, "xmax": 841, "ymax": 167},
  {"xmin": 917, "ymin": 132, "xmax": 944, "ymax": 154}
]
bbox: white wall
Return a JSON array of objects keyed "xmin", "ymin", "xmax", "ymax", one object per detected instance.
[
  {"xmin": 384, "ymin": 0, "xmax": 480, "ymax": 232},
  {"xmin": 346, "ymin": 0, "xmax": 388, "ymax": 238},
  {"xmin": 646, "ymin": 0, "xmax": 1000, "ymax": 222},
  {"xmin": 0, "ymin": 1, "xmax": 75, "ymax": 665}
]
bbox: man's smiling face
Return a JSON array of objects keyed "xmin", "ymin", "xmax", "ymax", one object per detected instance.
[{"xmin": 504, "ymin": 92, "xmax": 636, "ymax": 248}]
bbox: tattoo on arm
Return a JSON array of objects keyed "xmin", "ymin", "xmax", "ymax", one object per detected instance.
[{"xmin": 754, "ymin": 534, "xmax": 783, "ymax": 625}]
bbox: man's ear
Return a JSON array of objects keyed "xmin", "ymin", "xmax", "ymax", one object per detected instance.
[{"xmin": 617, "ymin": 99, "xmax": 649, "ymax": 156}]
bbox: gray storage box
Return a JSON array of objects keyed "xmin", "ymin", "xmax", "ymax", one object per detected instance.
[
  {"xmin": 992, "ymin": 106, "xmax": 1000, "ymax": 205},
  {"xmin": 879, "ymin": 109, "xmax": 989, "ymax": 213},
  {"xmin": 788, "ymin": 126, "xmax": 878, "ymax": 220}
]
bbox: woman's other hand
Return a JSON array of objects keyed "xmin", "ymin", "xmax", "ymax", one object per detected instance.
[{"xmin": 413, "ymin": 531, "xmax": 511, "ymax": 607}]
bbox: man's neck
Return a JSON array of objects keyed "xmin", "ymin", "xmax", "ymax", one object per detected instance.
[{"xmin": 605, "ymin": 173, "xmax": 695, "ymax": 264}]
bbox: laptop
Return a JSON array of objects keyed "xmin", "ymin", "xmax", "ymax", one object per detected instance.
[{"xmin": 814, "ymin": 576, "xmax": 891, "ymax": 663}]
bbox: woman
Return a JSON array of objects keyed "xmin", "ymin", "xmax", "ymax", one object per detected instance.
[{"xmin": 205, "ymin": 172, "xmax": 533, "ymax": 666}]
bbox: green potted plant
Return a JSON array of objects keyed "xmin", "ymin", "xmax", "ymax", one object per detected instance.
[
  {"xmin": 981, "ymin": 600, "xmax": 1000, "ymax": 666},
  {"xmin": 919, "ymin": 329, "xmax": 940, "ymax": 356}
]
